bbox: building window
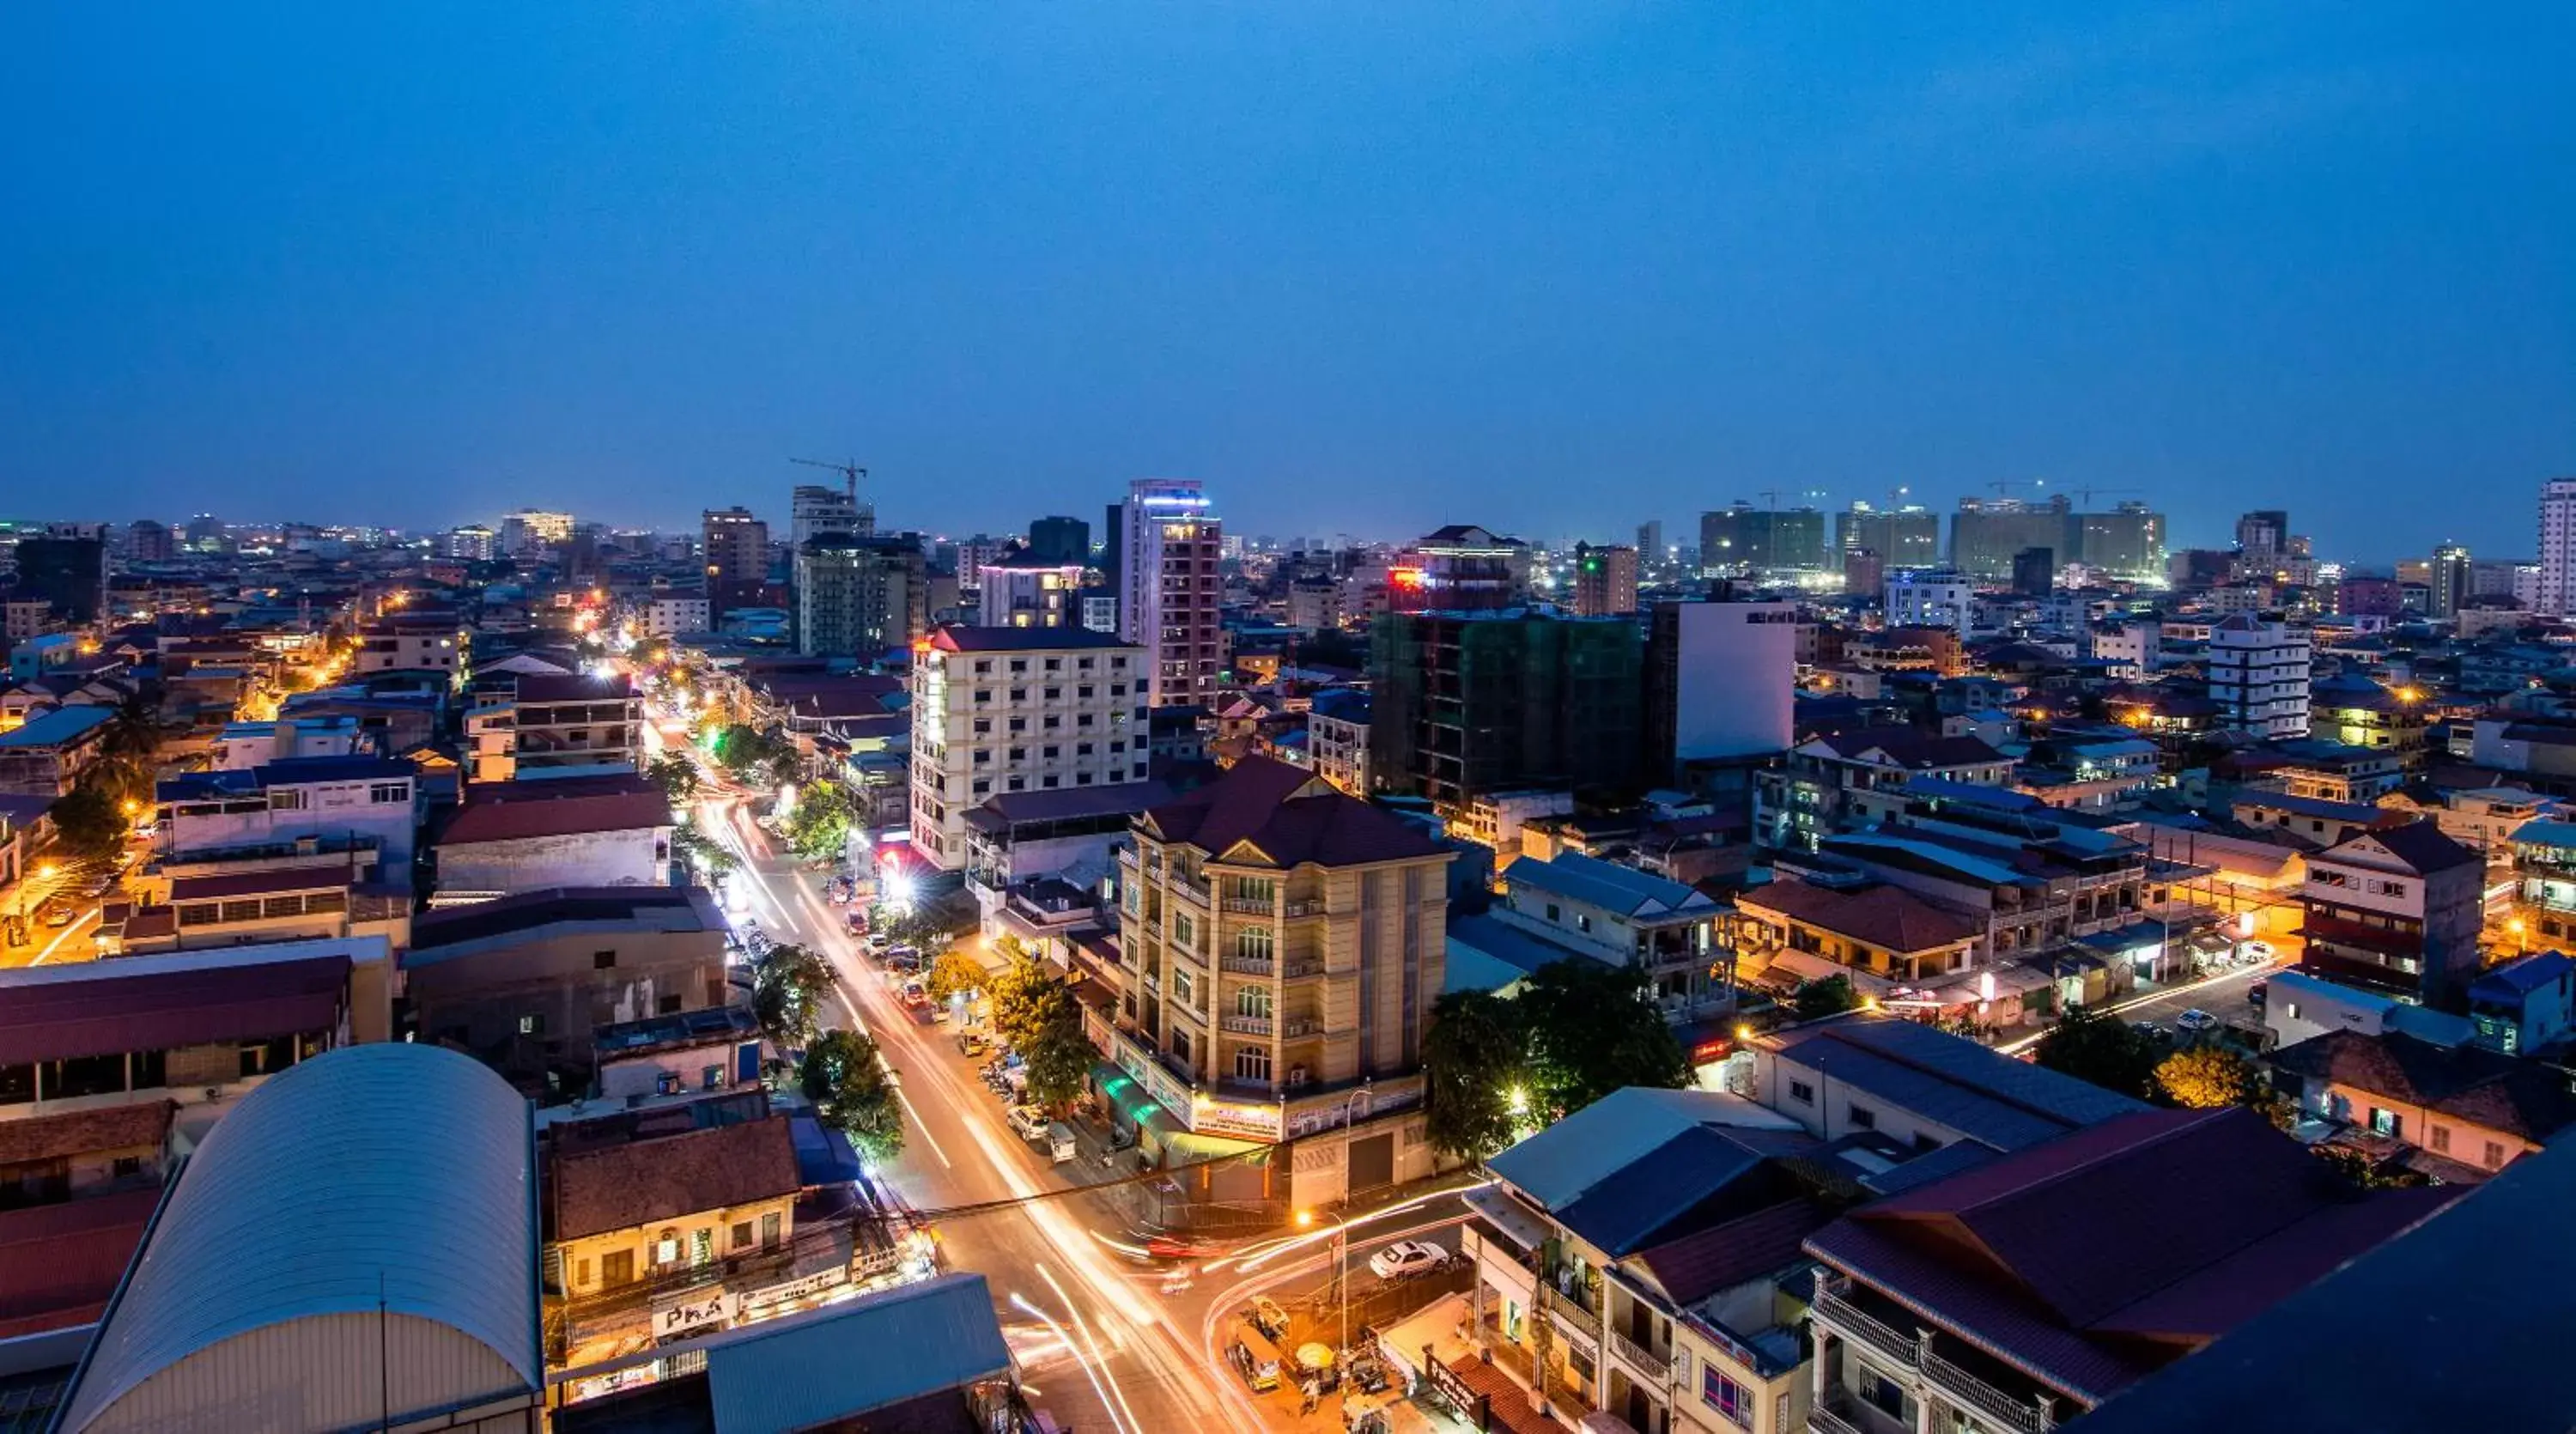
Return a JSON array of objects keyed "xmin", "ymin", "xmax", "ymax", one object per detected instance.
[
  {"xmin": 2429, "ymin": 1124, "xmax": 2451, "ymax": 1154},
  {"xmin": 1848, "ymin": 1104, "xmax": 1876, "ymax": 1129},
  {"xmin": 732, "ymin": 1220, "xmax": 754, "ymax": 1250},
  {"xmin": 1173, "ymin": 969, "xmax": 1195, "ymax": 1006},
  {"xmin": 1174, "ymin": 912, "xmax": 1194, "ymax": 947},
  {"xmin": 1236, "ymin": 1046, "xmax": 1273, "ymax": 1083},
  {"xmin": 1171, "ymin": 1030, "xmax": 1194, "ymax": 1066},
  {"xmin": 2486, "ymin": 1141, "xmax": 2507, "ymax": 1169},
  {"xmin": 1702, "ymin": 1366, "xmax": 1753, "ymax": 1428},
  {"xmin": 594, "ymin": 950, "xmax": 617, "ymax": 969},
  {"xmin": 1239, "ymin": 927, "xmax": 1273, "ymax": 962},
  {"xmin": 1236, "ymin": 987, "xmax": 1272, "ymax": 1019},
  {"xmin": 2370, "ymin": 1107, "xmax": 2402, "ymax": 1138},
  {"xmin": 1788, "ymin": 1079, "xmax": 1814, "ymax": 1103},
  {"xmin": 602, "ymin": 1250, "xmax": 635, "ymax": 1286},
  {"xmin": 654, "ymin": 1229, "xmax": 681, "ymax": 1267},
  {"xmin": 691, "ymin": 1228, "xmax": 714, "ymax": 1266},
  {"xmin": 519, "ymin": 1014, "xmax": 544, "ymax": 1036},
  {"xmin": 368, "ymin": 782, "xmax": 410, "ymax": 804},
  {"xmin": 267, "ymin": 789, "xmax": 307, "ymax": 811}
]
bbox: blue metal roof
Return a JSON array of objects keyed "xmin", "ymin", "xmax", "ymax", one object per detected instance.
[
  {"xmin": 702, "ymin": 1273, "xmax": 1011, "ymax": 1431},
  {"xmin": 1549, "ymin": 1124, "xmax": 1768, "ymax": 1257},
  {"xmin": 1501, "ymin": 850, "xmax": 1710, "ymax": 918},
  {"xmin": 1486, "ymin": 1087, "xmax": 1803, "ymax": 1212},
  {"xmin": 0, "ymin": 703, "xmax": 113, "ymax": 748},
  {"xmin": 1766, "ymin": 1018, "xmax": 2147, "ymax": 1152}
]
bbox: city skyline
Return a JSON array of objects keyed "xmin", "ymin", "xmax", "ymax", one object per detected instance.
[{"xmin": 4, "ymin": 6, "xmax": 2568, "ymax": 557}]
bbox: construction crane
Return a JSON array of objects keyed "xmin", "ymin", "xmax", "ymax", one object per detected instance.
[
  {"xmin": 2065, "ymin": 485, "xmax": 2141, "ymax": 508},
  {"xmin": 1986, "ymin": 477, "xmax": 2038, "ymax": 499},
  {"xmin": 1754, "ymin": 488, "xmax": 1785, "ymax": 510},
  {"xmin": 789, "ymin": 456, "xmax": 866, "ymax": 502}
]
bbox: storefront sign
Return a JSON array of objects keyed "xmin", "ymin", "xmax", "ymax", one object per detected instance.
[
  {"xmin": 1425, "ymin": 1347, "xmax": 1478, "ymax": 1415},
  {"xmin": 653, "ymin": 1288, "xmax": 736, "ymax": 1339},
  {"xmin": 742, "ymin": 1265, "xmax": 848, "ymax": 1314},
  {"xmin": 1190, "ymin": 1097, "xmax": 1281, "ymax": 1139},
  {"xmin": 1115, "ymin": 1038, "xmax": 1189, "ymax": 1113}
]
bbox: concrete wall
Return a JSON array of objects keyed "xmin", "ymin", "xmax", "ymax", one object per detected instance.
[{"xmin": 435, "ymin": 826, "xmax": 671, "ymax": 896}]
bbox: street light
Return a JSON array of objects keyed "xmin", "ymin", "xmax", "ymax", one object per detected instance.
[{"xmin": 1295, "ymin": 1206, "xmax": 1356, "ymax": 1370}]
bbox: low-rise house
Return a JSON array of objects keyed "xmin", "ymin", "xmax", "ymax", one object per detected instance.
[
  {"xmin": 960, "ymin": 780, "xmax": 1171, "ymax": 931},
  {"xmin": 466, "ymin": 671, "xmax": 641, "ymax": 782},
  {"xmin": 544, "ymin": 1100, "xmax": 803, "ymax": 1319},
  {"xmin": 2468, "ymin": 951, "xmax": 2576, "ymax": 1055},
  {"xmin": 1463, "ymin": 1087, "xmax": 1828, "ymax": 1434},
  {"xmin": 1306, "ymin": 688, "xmax": 1373, "ymax": 796},
  {"xmin": 2260, "ymin": 969, "xmax": 2474, "ymax": 1052},
  {"xmin": 589, "ymin": 1006, "xmax": 765, "ymax": 1104},
  {"xmin": 1753, "ymin": 728, "xmax": 2016, "ymax": 852},
  {"xmin": 155, "ymin": 754, "xmax": 422, "ymax": 876},
  {"xmin": 1748, "ymin": 1016, "xmax": 2146, "ymax": 1154},
  {"xmin": 101, "ymin": 860, "xmax": 411, "ymax": 957},
  {"xmin": 0, "ymin": 704, "xmax": 113, "ymax": 799},
  {"xmin": 433, "ymin": 773, "xmax": 676, "ymax": 900},
  {"xmin": 1732, "ymin": 878, "xmax": 1984, "ymax": 996},
  {"xmin": 1803, "ymin": 1108, "xmax": 2464, "ymax": 1430},
  {"xmin": 1495, "ymin": 850, "xmax": 1729, "ymax": 1016},
  {"xmin": 2297, "ymin": 819, "xmax": 2486, "ymax": 1005},
  {"xmin": 2271, "ymin": 1028, "xmax": 2576, "ymax": 1180},
  {"xmin": 405, "ymin": 886, "xmax": 727, "ymax": 1094}
]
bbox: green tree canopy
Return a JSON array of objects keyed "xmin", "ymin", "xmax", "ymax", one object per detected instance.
[
  {"xmin": 1519, "ymin": 959, "xmax": 1691, "ymax": 1121},
  {"xmin": 800, "ymin": 1029, "xmax": 905, "ymax": 1164},
  {"xmin": 671, "ymin": 822, "xmax": 737, "ymax": 880},
  {"xmin": 48, "ymin": 781, "xmax": 130, "ymax": 867},
  {"xmin": 646, "ymin": 751, "xmax": 701, "ymax": 808},
  {"xmin": 2032, "ymin": 1004, "xmax": 2166, "ymax": 1101},
  {"xmin": 751, "ymin": 944, "xmax": 835, "ymax": 1049},
  {"xmin": 1018, "ymin": 990, "xmax": 1097, "ymax": 1113},
  {"xmin": 783, "ymin": 779, "xmax": 854, "ymax": 861},
  {"xmin": 1792, "ymin": 975, "xmax": 1862, "ymax": 1021},
  {"xmin": 1422, "ymin": 988, "xmax": 1531, "ymax": 1163}
]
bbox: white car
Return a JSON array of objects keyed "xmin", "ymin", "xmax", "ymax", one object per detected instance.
[
  {"xmin": 1367, "ymin": 1240, "xmax": 1448, "ymax": 1281},
  {"xmin": 2174, "ymin": 1008, "xmax": 2220, "ymax": 1034},
  {"xmin": 1006, "ymin": 1105, "xmax": 1049, "ymax": 1142},
  {"xmin": 2238, "ymin": 939, "xmax": 2276, "ymax": 963}
]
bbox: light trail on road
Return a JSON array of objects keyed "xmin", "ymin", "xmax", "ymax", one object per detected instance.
[
  {"xmin": 1995, "ymin": 958, "xmax": 2285, "ymax": 1054},
  {"xmin": 1010, "ymin": 1292, "xmax": 1126, "ymax": 1434}
]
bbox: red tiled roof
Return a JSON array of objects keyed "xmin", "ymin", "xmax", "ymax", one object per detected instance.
[
  {"xmin": 440, "ymin": 782, "xmax": 673, "ymax": 845},
  {"xmin": 1736, "ymin": 879, "xmax": 1982, "ymax": 953},
  {"xmin": 2273, "ymin": 1030, "xmax": 2576, "ymax": 1143},
  {"xmin": 0, "ymin": 952, "xmax": 350, "ymax": 1066},
  {"xmin": 0, "ymin": 1188, "xmax": 163, "ymax": 1340},
  {"xmin": 1807, "ymin": 1108, "xmax": 2469, "ymax": 1401},
  {"xmin": 2335, "ymin": 818, "xmax": 2482, "ymax": 876},
  {"xmin": 168, "ymin": 864, "xmax": 354, "ymax": 902},
  {"xmin": 1631, "ymin": 1198, "xmax": 1830, "ymax": 1307},
  {"xmin": 1142, "ymin": 756, "xmax": 1443, "ymax": 867},
  {"xmin": 550, "ymin": 1115, "xmax": 804, "ymax": 1241}
]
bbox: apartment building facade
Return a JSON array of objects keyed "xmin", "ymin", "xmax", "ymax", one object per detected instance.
[
  {"xmin": 1108, "ymin": 756, "xmax": 1450, "ymax": 1206},
  {"xmin": 2206, "ymin": 613, "xmax": 2312, "ymax": 738},
  {"xmin": 1116, "ymin": 478, "xmax": 1224, "ymax": 708},
  {"xmin": 907, "ymin": 627, "xmax": 1147, "ymax": 871}
]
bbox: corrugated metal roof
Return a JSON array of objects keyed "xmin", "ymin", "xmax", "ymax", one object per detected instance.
[
  {"xmin": 702, "ymin": 1272, "xmax": 1011, "ymax": 1432},
  {"xmin": 58, "ymin": 1043, "xmax": 539, "ymax": 1432},
  {"xmin": 1485, "ymin": 1087, "xmax": 1803, "ymax": 1212}
]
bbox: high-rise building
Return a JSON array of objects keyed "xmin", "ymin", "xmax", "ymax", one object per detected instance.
[
  {"xmin": 9, "ymin": 535, "xmax": 106, "ymax": 623},
  {"xmin": 1568, "ymin": 543, "xmax": 1638, "ymax": 617},
  {"xmin": 1369, "ymin": 610, "xmax": 1642, "ymax": 811},
  {"xmin": 1949, "ymin": 497, "xmax": 2073, "ymax": 581},
  {"xmin": 1643, "ymin": 600, "xmax": 1796, "ymax": 788},
  {"xmin": 123, "ymin": 520, "xmax": 174, "ymax": 563},
  {"xmin": 500, "ymin": 508, "xmax": 572, "ymax": 555},
  {"xmin": 2012, "ymin": 545, "xmax": 2057, "ymax": 598},
  {"xmin": 1117, "ymin": 479, "xmax": 1224, "ymax": 708},
  {"xmin": 2428, "ymin": 544, "xmax": 2472, "ymax": 620},
  {"xmin": 2235, "ymin": 509, "xmax": 2291, "ymax": 560},
  {"xmin": 443, "ymin": 525, "xmax": 496, "ymax": 562},
  {"xmin": 794, "ymin": 533, "xmax": 926, "ymax": 657},
  {"xmin": 1834, "ymin": 505, "xmax": 1941, "ymax": 569},
  {"xmin": 1099, "ymin": 501, "xmax": 1125, "ymax": 581},
  {"xmin": 1389, "ymin": 526, "xmax": 1530, "ymax": 611},
  {"xmin": 1842, "ymin": 546, "xmax": 1885, "ymax": 599},
  {"xmin": 2208, "ymin": 614, "xmax": 2312, "ymax": 739},
  {"xmin": 2335, "ymin": 574, "xmax": 2404, "ymax": 619},
  {"xmin": 906, "ymin": 626, "xmax": 1147, "ymax": 869},
  {"xmin": 2074, "ymin": 503, "xmax": 2166, "ymax": 578},
  {"xmin": 1700, "ymin": 505, "xmax": 1829, "ymax": 578},
  {"xmin": 702, "ymin": 506, "xmax": 769, "ymax": 613},
  {"xmin": 1025, "ymin": 515, "xmax": 1091, "ymax": 567},
  {"xmin": 2541, "ymin": 479, "xmax": 2576, "ymax": 617},
  {"xmin": 791, "ymin": 483, "xmax": 869, "ymax": 544},
  {"xmin": 181, "ymin": 513, "xmax": 226, "ymax": 552},
  {"xmin": 1636, "ymin": 520, "xmax": 1664, "ymax": 564}
]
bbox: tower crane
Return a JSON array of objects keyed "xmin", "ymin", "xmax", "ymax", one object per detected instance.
[{"xmin": 788, "ymin": 457, "xmax": 866, "ymax": 502}]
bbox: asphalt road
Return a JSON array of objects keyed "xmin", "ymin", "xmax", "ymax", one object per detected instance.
[{"xmin": 658, "ymin": 714, "xmax": 1250, "ymax": 1434}]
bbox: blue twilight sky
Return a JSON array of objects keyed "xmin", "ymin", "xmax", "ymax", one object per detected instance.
[{"xmin": 2, "ymin": 3, "xmax": 2568, "ymax": 562}]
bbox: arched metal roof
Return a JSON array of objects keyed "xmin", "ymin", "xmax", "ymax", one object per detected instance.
[{"xmin": 60, "ymin": 1043, "xmax": 538, "ymax": 1432}]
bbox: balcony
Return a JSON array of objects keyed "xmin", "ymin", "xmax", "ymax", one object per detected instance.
[
  {"xmin": 1608, "ymin": 1329, "xmax": 1669, "ymax": 1384},
  {"xmin": 1281, "ymin": 1017, "xmax": 1325, "ymax": 1039},
  {"xmin": 1218, "ymin": 1014, "xmax": 1274, "ymax": 1036},
  {"xmin": 1222, "ymin": 896, "xmax": 1274, "ymax": 915},
  {"xmin": 1170, "ymin": 874, "xmax": 1212, "ymax": 908},
  {"xmin": 1552, "ymin": 1298, "xmax": 1601, "ymax": 1343},
  {"xmin": 1283, "ymin": 898, "xmax": 1327, "ymax": 919},
  {"xmin": 1807, "ymin": 1403, "xmax": 1867, "ymax": 1434},
  {"xmin": 1220, "ymin": 955, "xmax": 1275, "ymax": 977},
  {"xmin": 1812, "ymin": 1282, "xmax": 1920, "ymax": 1366},
  {"xmin": 1922, "ymin": 1350, "xmax": 2053, "ymax": 1433}
]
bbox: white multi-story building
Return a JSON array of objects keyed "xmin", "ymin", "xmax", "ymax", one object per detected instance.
[
  {"xmin": 2088, "ymin": 618, "xmax": 2162, "ymax": 677},
  {"xmin": 443, "ymin": 526, "xmax": 497, "ymax": 562},
  {"xmin": 1117, "ymin": 479, "xmax": 1224, "ymax": 708},
  {"xmin": 1884, "ymin": 568, "xmax": 1973, "ymax": 635},
  {"xmin": 907, "ymin": 627, "xmax": 1148, "ymax": 870},
  {"xmin": 2208, "ymin": 613, "xmax": 2312, "ymax": 739},
  {"xmin": 157, "ymin": 755, "xmax": 422, "ymax": 875},
  {"xmin": 2540, "ymin": 478, "xmax": 2576, "ymax": 617},
  {"xmin": 974, "ymin": 558, "xmax": 1087, "ymax": 629},
  {"xmin": 644, "ymin": 595, "xmax": 710, "ymax": 637},
  {"xmin": 1081, "ymin": 592, "xmax": 1119, "ymax": 635}
]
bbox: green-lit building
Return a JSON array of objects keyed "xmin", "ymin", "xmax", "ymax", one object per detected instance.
[{"xmin": 1368, "ymin": 610, "xmax": 1643, "ymax": 811}]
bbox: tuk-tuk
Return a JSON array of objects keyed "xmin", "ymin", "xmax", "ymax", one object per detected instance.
[
  {"xmin": 1047, "ymin": 1121, "xmax": 1078, "ymax": 1164},
  {"xmin": 1229, "ymin": 1328, "xmax": 1285, "ymax": 1393}
]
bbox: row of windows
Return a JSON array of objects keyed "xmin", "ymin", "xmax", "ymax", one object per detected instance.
[
  {"xmin": 971, "ymin": 712, "xmax": 1105, "ymax": 735},
  {"xmin": 963, "ymin": 763, "xmax": 1151, "ymax": 798},
  {"xmin": 968, "ymin": 655, "xmax": 1127, "ymax": 675}
]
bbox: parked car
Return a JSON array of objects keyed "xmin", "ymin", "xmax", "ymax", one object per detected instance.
[
  {"xmin": 40, "ymin": 901, "xmax": 76, "ymax": 928},
  {"xmin": 2175, "ymin": 1008, "xmax": 2220, "ymax": 1034},
  {"xmin": 956, "ymin": 1030, "xmax": 989, "ymax": 1057},
  {"xmin": 2239, "ymin": 939, "xmax": 2277, "ymax": 963},
  {"xmin": 1246, "ymin": 1297, "xmax": 1291, "ymax": 1342},
  {"xmin": 1006, "ymin": 1105, "xmax": 1049, "ymax": 1141},
  {"xmin": 1366, "ymin": 1240, "xmax": 1448, "ymax": 1281}
]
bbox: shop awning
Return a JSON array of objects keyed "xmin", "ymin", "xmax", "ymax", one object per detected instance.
[{"xmin": 1765, "ymin": 950, "xmax": 1897, "ymax": 993}]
